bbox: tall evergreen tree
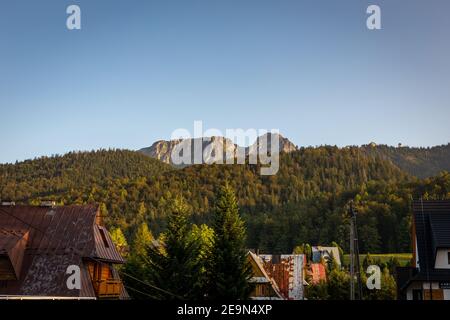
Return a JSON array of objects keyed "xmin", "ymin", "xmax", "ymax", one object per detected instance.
[
  {"xmin": 145, "ymin": 196, "xmax": 203, "ymax": 300},
  {"xmin": 208, "ymin": 183, "xmax": 252, "ymax": 300}
]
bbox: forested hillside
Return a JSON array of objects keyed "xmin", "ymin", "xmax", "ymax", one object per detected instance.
[
  {"xmin": 1, "ymin": 147, "xmax": 449, "ymax": 255},
  {"xmin": 0, "ymin": 149, "xmax": 171, "ymax": 200},
  {"xmin": 362, "ymin": 143, "xmax": 450, "ymax": 178}
]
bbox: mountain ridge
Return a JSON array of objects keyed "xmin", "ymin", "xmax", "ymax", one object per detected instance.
[
  {"xmin": 138, "ymin": 133, "xmax": 449, "ymax": 178},
  {"xmin": 138, "ymin": 133, "xmax": 297, "ymax": 166}
]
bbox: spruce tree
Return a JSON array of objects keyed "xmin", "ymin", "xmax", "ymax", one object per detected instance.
[
  {"xmin": 208, "ymin": 183, "xmax": 252, "ymax": 300},
  {"xmin": 145, "ymin": 196, "xmax": 203, "ymax": 300}
]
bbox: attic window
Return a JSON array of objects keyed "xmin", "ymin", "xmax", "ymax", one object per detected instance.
[{"xmin": 99, "ymin": 228, "xmax": 109, "ymax": 248}]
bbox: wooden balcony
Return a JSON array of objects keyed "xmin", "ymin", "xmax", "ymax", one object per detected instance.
[{"xmin": 93, "ymin": 279, "xmax": 122, "ymax": 299}]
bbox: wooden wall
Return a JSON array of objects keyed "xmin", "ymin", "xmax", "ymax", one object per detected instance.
[
  {"xmin": 424, "ymin": 289, "xmax": 444, "ymax": 300},
  {"xmin": 0, "ymin": 256, "xmax": 16, "ymax": 280}
]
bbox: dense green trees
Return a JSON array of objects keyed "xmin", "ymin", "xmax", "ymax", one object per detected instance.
[
  {"xmin": 305, "ymin": 257, "xmax": 350, "ymax": 300},
  {"xmin": 132, "ymin": 223, "xmax": 154, "ymax": 257},
  {"xmin": 189, "ymin": 223, "xmax": 214, "ymax": 295},
  {"xmin": 1, "ymin": 148, "xmax": 449, "ymax": 255},
  {"xmin": 362, "ymin": 143, "xmax": 450, "ymax": 178},
  {"xmin": 110, "ymin": 227, "xmax": 128, "ymax": 257},
  {"xmin": 122, "ymin": 185, "xmax": 252, "ymax": 300},
  {"xmin": 361, "ymin": 266, "xmax": 397, "ymax": 300},
  {"xmin": 0, "ymin": 149, "xmax": 170, "ymax": 201},
  {"xmin": 305, "ymin": 256, "xmax": 397, "ymax": 300}
]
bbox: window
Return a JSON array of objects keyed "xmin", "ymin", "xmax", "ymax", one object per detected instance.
[
  {"xmin": 99, "ymin": 228, "xmax": 109, "ymax": 248},
  {"xmin": 448, "ymin": 252, "xmax": 450, "ymax": 265},
  {"xmin": 0, "ymin": 281, "xmax": 7, "ymax": 288},
  {"xmin": 412, "ymin": 289, "xmax": 423, "ymax": 300}
]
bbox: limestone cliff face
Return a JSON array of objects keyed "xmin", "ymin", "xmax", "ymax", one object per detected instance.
[
  {"xmin": 246, "ymin": 133, "xmax": 297, "ymax": 156},
  {"xmin": 139, "ymin": 139, "xmax": 184, "ymax": 164},
  {"xmin": 139, "ymin": 133, "xmax": 297, "ymax": 166}
]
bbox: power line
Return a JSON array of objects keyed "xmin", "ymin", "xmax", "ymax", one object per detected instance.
[
  {"xmin": 118, "ymin": 269, "xmax": 182, "ymax": 299},
  {"xmin": 123, "ymin": 285, "xmax": 159, "ymax": 300},
  {"xmin": 89, "ymin": 256, "xmax": 182, "ymax": 300},
  {"xmin": 349, "ymin": 201, "xmax": 363, "ymax": 300}
]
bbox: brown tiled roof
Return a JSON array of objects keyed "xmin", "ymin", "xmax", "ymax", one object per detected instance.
[{"xmin": 0, "ymin": 204, "xmax": 125, "ymax": 298}]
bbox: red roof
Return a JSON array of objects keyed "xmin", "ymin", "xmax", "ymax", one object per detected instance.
[
  {"xmin": 259, "ymin": 254, "xmax": 305, "ymax": 300},
  {"xmin": 309, "ymin": 263, "xmax": 327, "ymax": 284}
]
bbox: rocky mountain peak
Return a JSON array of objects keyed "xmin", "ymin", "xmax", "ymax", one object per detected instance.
[{"xmin": 138, "ymin": 133, "xmax": 297, "ymax": 166}]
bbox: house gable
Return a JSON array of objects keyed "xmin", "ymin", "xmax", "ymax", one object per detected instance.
[{"xmin": 0, "ymin": 204, "xmax": 127, "ymax": 299}]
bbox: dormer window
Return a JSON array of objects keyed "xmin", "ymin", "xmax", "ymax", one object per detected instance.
[{"xmin": 99, "ymin": 228, "xmax": 110, "ymax": 248}]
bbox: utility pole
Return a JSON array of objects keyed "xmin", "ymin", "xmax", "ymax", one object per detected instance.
[
  {"xmin": 350, "ymin": 214, "xmax": 355, "ymax": 300},
  {"xmin": 349, "ymin": 201, "xmax": 363, "ymax": 300}
]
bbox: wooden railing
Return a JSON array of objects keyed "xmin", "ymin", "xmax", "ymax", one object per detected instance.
[{"xmin": 93, "ymin": 279, "xmax": 122, "ymax": 299}]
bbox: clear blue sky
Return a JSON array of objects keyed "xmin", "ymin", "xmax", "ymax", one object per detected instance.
[{"xmin": 1, "ymin": 0, "xmax": 449, "ymax": 163}]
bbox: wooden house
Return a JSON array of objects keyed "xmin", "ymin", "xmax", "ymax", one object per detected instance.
[
  {"xmin": 0, "ymin": 203, "xmax": 128, "ymax": 299},
  {"xmin": 248, "ymin": 252, "xmax": 307, "ymax": 300},
  {"xmin": 247, "ymin": 251, "xmax": 283, "ymax": 300}
]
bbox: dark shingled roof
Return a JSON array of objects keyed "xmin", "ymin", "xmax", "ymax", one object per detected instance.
[
  {"xmin": 413, "ymin": 200, "xmax": 450, "ymax": 269},
  {"xmin": 398, "ymin": 200, "xmax": 450, "ymax": 291},
  {"xmin": 0, "ymin": 204, "xmax": 125, "ymax": 298},
  {"xmin": 429, "ymin": 214, "xmax": 450, "ymax": 248}
]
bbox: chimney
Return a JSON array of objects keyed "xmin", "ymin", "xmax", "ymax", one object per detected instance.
[
  {"xmin": 40, "ymin": 200, "xmax": 56, "ymax": 207},
  {"xmin": 1, "ymin": 200, "xmax": 16, "ymax": 206}
]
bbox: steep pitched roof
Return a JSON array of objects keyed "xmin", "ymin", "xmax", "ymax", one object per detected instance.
[
  {"xmin": 247, "ymin": 251, "xmax": 283, "ymax": 299},
  {"xmin": 312, "ymin": 246, "xmax": 341, "ymax": 266},
  {"xmin": 401, "ymin": 200, "xmax": 450, "ymax": 289},
  {"xmin": 0, "ymin": 205, "xmax": 124, "ymax": 297},
  {"xmin": 429, "ymin": 213, "xmax": 450, "ymax": 248},
  {"xmin": 413, "ymin": 200, "xmax": 450, "ymax": 269}
]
